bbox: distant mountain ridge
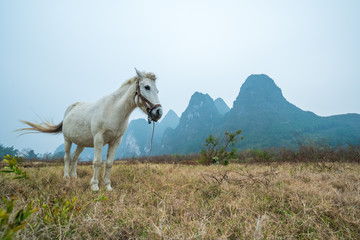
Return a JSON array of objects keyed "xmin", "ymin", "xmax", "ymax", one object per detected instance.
[
  {"xmin": 223, "ymin": 74, "xmax": 360, "ymax": 149},
  {"xmin": 214, "ymin": 98, "xmax": 230, "ymax": 115},
  {"xmin": 54, "ymin": 74, "xmax": 360, "ymax": 159}
]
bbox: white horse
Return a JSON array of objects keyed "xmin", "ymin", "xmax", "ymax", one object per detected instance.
[{"xmin": 20, "ymin": 69, "xmax": 162, "ymax": 191}]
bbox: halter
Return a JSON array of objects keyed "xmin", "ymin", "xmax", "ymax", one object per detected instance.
[{"xmin": 135, "ymin": 79, "xmax": 162, "ymax": 124}]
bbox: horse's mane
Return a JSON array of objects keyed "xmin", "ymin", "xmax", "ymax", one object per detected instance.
[{"xmin": 121, "ymin": 72, "xmax": 157, "ymax": 88}]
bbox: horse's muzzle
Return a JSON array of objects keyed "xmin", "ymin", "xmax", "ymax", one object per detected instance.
[{"xmin": 150, "ymin": 106, "xmax": 163, "ymax": 122}]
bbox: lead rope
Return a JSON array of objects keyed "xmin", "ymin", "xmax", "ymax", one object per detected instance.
[
  {"xmin": 135, "ymin": 121, "xmax": 155, "ymax": 183},
  {"xmin": 148, "ymin": 121, "xmax": 155, "ymax": 161}
]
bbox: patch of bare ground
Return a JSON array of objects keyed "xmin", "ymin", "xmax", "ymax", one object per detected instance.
[{"xmin": 1, "ymin": 162, "xmax": 359, "ymax": 239}]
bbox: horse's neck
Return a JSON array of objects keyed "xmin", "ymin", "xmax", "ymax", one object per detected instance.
[{"xmin": 105, "ymin": 83, "xmax": 137, "ymax": 122}]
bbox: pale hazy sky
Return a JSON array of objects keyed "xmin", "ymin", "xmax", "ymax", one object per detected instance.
[{"xmin": 1, "ymin": 0, "xmax": 359, "ymax": 154}]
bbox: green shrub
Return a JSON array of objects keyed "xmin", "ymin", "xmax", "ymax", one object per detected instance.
[
  {"xmin": 1, "ymin": 155, "xmax": 37, "ymax": 239},
  {"xmin": 200, "ymin": 130, "xmax": 244, "ymax": 165},
  {"xmin": 38, "ymin": 196, "xmax": 80, "ymax": 225},
  {"xmin": 0, "ymin": 197, "xmax": 38, "ymax": 240},
  {"xmin": 0, "ymin": 155, "xmax": 27, "ymax": 179},
  {"xmin": 252, "ymin": 149, "xmax": 273, "ymax": 162}
]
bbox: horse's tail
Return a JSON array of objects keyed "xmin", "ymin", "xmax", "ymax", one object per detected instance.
[{"xmin": 18, "ymin": 120, "xmax": 63, "ymax": 134}]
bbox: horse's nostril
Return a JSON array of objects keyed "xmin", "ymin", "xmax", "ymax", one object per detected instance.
[{"xmin": 157, "ymin": 108, "xmax": 163, "ymax": 117}]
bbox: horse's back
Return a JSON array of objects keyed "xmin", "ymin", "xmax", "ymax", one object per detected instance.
[
  {"xmin": 63, "ymin": 102, "xmax": 95, "ymax": 147},
  {"xmin": 64, "ymin": 102, "xmax": 82, "ymax": 117}
]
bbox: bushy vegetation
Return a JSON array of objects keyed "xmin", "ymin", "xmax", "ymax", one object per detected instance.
[
  {"xmin": 197, "ymin": 131, "xmax": 359, "ymax": 166},
  {"xmin": 120, "ymin": 141, "xmax": 360, "ymax": 165},
  {"xmin": 237, "ymin": 142, "xmax": 360, "ymax": 164}
]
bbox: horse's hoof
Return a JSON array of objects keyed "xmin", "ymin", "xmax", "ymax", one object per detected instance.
[
  {"xmin": 91, "ymin": 184, "xmax": 99, "ymax": 192},
  {"xmin": 105, "ymin": 184, "xmax": 113, "ymax": 191},
  {"xmin": 63, "ymin": 174, "xmax": 70, "ymax": 179}
]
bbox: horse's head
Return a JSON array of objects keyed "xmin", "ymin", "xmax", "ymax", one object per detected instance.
[{"xmin": 135, "ymin": 68, "xmax": 163, "ymax": 123}]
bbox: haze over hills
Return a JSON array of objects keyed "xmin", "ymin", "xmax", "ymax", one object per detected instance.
[{"xmin": 54, "ymin": 74, "xmax": 360, "ymax": 159}]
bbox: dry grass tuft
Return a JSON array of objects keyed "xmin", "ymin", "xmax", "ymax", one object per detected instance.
[{"xmin": 1, "ymin": 161, "xmax": 359, "ymax": 239}]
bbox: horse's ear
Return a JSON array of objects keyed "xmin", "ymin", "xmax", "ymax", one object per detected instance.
[{"xmin": 135, "ymin": 68, "xmax": 145, "ymax": 78}]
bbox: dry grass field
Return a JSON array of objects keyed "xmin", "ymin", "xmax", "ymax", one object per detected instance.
[{"xmin": 1, "ymin": 160, "xmax": 360, "ymax": 239}]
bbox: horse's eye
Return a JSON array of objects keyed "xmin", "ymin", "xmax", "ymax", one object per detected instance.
[{"xmin": 144, "ymin": 85, "xmax": 151, "ymax": 91}]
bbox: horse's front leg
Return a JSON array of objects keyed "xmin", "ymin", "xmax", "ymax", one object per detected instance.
[
  {"xmin": 103, "ymin": 138, "xmax": 121, "ymax": 191},
  {"xmin": 90, "ymin": 134, "xmax": 104, "ymax": 191}
]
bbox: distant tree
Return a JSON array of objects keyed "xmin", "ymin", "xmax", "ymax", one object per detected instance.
[
  {"xmin": 20, "ymin": 148, "xmax": 38, "ymax": 160},
  {"xmin": 41, "ymin": 152, "xmax": 53, "ymax": 160},
  {"xmin": 26, "ymin": 150, "xmax": 38, "ymax": 159},
  {"xmin": 0, "ymin": 144, "xmax": 19, "ymax": 158},
  {"xmin": 52, "ymin": 151, "xmax": 65, "ymax": 159}
]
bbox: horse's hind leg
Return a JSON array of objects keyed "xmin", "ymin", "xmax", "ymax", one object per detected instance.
[
  {"xmin": 70, "ymin": 146, "xmax": 84, "ymax": 178},
  {"xmin": 63, "ymin": 140, "xmax": 72, "ymax": 178}
]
